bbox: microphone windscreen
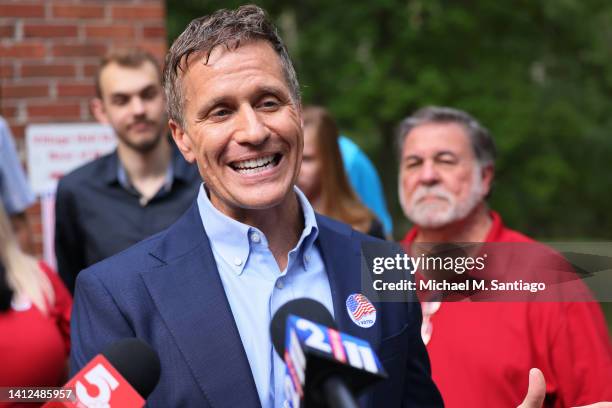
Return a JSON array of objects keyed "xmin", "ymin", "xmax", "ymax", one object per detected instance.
[
  {"xmin": 270, "ymin": 298, "xmax": 336, "ymax": 357},
  {"xmin": 102, "ymin": 338, "xmax": 161, "ymax": 399}
]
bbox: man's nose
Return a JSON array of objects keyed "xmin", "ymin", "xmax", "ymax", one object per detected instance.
[
  {"xmin": 130, "ymin": 97, "xmax": 146, "ymax": 116},
  {"xmin": 234, "ymin": 106, "xmax": 269, "ymax": 145},
  {"xmin": 418, "ymin": 161, "xmax": 440, "ymax": 185}
]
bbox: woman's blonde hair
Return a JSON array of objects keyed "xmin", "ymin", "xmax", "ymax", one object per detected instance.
[
  {"xmin": 0, "ymin": 202, "xmax": 53, "ymax": 314},
  {"xmin": 302, "ymin": 106, "xmax": 375, "ymax": 233}
]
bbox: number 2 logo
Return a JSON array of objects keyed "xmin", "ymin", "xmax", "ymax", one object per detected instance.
[{"xmin": 296, "ymin": 318, "xmax": 332, "ymax": 353}]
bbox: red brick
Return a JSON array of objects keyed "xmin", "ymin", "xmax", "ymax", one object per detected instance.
[
  {"xmin": 24, "ymin": 24, "xmax": 78, "ymax": 38},
  {"xmin": 27, "ymin": 103, "xmax": 81, "ymax": 119},
  {"xmin": 52, "ymin": 44, "xmax": 107, "ymax": 58},
  {"xmin": 0, "ymin": 43, "xmax": 46, "ymax": 58},
  {"xmin": 31, "ymin": 220, "xmax": 43, "ymax": 237},
  {"xmin": 135, "ymin": 42, "xmax": 166, "ymax": 60},
  {"xmin": 0, "ymin": 105, "xmax": 18, "ymax": 119},
  {"xmin": 0, "ymin": 64, "xmax": 14, "ymax": 78},
  {"xmin": 0, "ymin": 24, "xmax": 15, "ymax": 38},
  {"xmin": 0, "ymin": 4, "xmax": 45, "ymax": 18},
  {"xmin": 52, "ymin": 4, "xmax": 104, "ymax": 19},
  {"xmin": 21, "ymin": 63, "xmax": 76, "ymax": 78},
  {"xmin": 9, "ymin": 124, "xmax": 25, "ymax": 139},
  {"xmin": 111, "ymin": 4, "xmax": 164, "ymax": 20},
  {"xmin": 26, "ymin": 203, "xmax": 41, "ymax": 218},
  {"xmin": 143, "ymin": 25, "xmax": 166, "ymax": 39},
  {"xmin": 110, "ymin": 40, "xmax": 166, "ymax": 61},
  {"xmin": 1, "ymin": 84, "xmax": 49, "ymax": 98},
  {"xmin": 86, "ymin": 25, "xmax": 135, "ymax": 39},
  {"xmin": 83, "ymin": 63, "xmax": 98, "ymax": 77},
  {"xmin": 57, "ymin": 82, "xmax": 95, "ymax": 97}
]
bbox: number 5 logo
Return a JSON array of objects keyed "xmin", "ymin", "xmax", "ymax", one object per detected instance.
[{"xmin": 75, "ymin": 364, "xmax": 119, "ymax": 408}]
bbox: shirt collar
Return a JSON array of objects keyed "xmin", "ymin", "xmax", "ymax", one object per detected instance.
[
  {"xmin": 482, "ymin": 210, "xmax": 503, "ymax": 242},
  {"xmin": 197, "ymin": 184, "xmax": 319, "ymax": 275},
  {"xmin": 402, "ymin": 210, "xmax": 501, "ymax": 245},
  {"xmin": 106, "ymin": 143, "xmax": 191, "ymax": 192},
  {"xmin": 116, "ymin": 160, "xmax": 174, "ymax": 195}
]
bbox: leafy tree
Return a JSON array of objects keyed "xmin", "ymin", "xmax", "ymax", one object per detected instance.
[{"xmin": 167, "ymin": 0, "xmax": 612, "ymax": 241}]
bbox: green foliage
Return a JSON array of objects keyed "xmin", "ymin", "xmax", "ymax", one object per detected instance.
[{"xmin": 167, "ymin": 0, "xmax": 612, "ymax": 240}]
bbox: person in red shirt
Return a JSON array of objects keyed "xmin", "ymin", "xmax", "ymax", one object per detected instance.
[
  {"xmin": 396, "ymin": 106, "xmax": 612, "ymax": 407},
  {"xmin": 0, "ymin": 201, "xmax": 72, "ymax": 407}
]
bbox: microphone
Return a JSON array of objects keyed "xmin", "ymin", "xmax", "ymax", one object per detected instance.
[
  {"xmin": 44, "ymin": 338, "xmax": 161, "ymax": 408},
  {"xmin": 270, "ymin": 298, "xmax": 386, "ymax": 408},
  {"xmin": 270, "ymin": 298, "xmax": 338, "ymax": 356}
]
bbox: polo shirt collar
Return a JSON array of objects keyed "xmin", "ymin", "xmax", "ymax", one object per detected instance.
[
  {"xmin": 197, "ymin": 184, "xmax": 319, "ymax": 275},
  {"xmin": 402, "ymin": 210, "xmax": 502, "ymax": 244},
  {"xmin": 482, "ymin": 210, "xmax": 504, "ymax": 242}
]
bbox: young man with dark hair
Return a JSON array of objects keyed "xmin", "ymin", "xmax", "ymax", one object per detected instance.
[{"xmin": 55, "ymin": 49, "xmax": 200, "ymax": 293}]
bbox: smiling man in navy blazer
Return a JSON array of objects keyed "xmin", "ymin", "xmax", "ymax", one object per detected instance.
[{"xmin": 70, "ymin": 5, "xmax": 442, "ymax": 407}]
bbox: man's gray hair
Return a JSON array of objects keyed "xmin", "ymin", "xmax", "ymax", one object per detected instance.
[
  {"xmin": 163, "ymin": 5, "xmax": 301, "ymax": 127},
  {"xmin": 395, "ymin": 106, "xmax": 496, "ymax": 167}
]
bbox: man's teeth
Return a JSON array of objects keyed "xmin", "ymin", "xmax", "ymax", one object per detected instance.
[{"xmin": 233, "ymin": 155, "xmax": 276, "ymax": 174}]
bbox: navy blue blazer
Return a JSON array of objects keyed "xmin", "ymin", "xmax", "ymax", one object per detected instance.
[{"xmin": 70, "ymin": 203, "xmax": 443, "ymax": 407}]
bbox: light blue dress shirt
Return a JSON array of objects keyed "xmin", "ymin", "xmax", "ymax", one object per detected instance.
[
  {"xmin": 197, "ymin": 184, "xmax": 334, "ymax": 408},
  {"xmin": 0, "ymin": 117, "xmax": 35, "ymax": 214}
]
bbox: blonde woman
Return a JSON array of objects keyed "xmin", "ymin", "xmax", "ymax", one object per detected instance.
[
  {"xmin": 0, "ymin": 201, "xmax": 71, "ymax": 400},
  {"xmin": 297, "ymin": 106, "xmax": 386, "ymax": 239}
]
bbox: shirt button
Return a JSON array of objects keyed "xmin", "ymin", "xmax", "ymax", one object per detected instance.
[
  {"xmin": 304, "ymin": 254, "xmax": 311, "ymax": 263},
  {"xmin": 233, "ymin": 257, "xmax": 243, "ymax": 266},
  {"xmin": 276, "ymin": 279, "xmax": 284, "ymax": 289},
  {"xmin": 250, "ymin": 232, "xmax": 261, "ymax": 243}
]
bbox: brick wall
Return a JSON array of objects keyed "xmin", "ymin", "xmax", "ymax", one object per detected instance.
[{"xmin": 0, "ymin": 0, "xmax": 167, "ymax": 256}]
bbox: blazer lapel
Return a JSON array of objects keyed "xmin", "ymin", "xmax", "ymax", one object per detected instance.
[
  {"xmin": 315, "ymin": 215, "xmax": 381, "ymax": 349},
  {"xmin": 142, "ymin": 204, "xmax": 261, "ymax": 408}
]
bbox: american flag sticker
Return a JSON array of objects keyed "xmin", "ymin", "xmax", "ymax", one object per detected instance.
[{"xmin": 345, "ymin": 294, "xmax": 376, "ymax": 328}]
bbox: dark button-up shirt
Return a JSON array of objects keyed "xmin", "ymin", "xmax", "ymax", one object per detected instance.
[{"xmin": 54, "ymin": 145, "xmax": 201, "ymax": 293}]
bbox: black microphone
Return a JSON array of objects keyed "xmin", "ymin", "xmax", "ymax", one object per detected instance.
[
  {"xmin": 270, "ymin": 298, "xmax": 386, "ymax": 408},
  {"xmin": 102, "ymin": 338, "xmax": 161, "ymax": 400},
  {"xmin": 44, "ymin": 338, "xmax": 161, "ymax": 407},
  {"xmin": 270, "ymin": 298, "xmax": 338, "ymax": 356}
]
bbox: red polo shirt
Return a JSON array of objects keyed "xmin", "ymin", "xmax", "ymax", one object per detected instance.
[{"xmin": 403, "ymin": 211, "xmax": 612, "ymax": 407}]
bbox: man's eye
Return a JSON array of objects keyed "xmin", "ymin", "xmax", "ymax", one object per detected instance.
[
  {"xmin": 211, "ymin": 108, "xmax": 231, "ymax": 118},
  {"xmin": 404, "ymin": 161, "xmax": 421, "ymax": 169},
  {"xmin": 112, "ymin": 97, "xmax": 129, "ymax": 106},
  {"xmin": 141, "ymin": 88, "xmax": 159, "ymax": 100},
  {"xmin": 258, "ymin": 98, "xmax": 280, "ymax": 110},
  {"xmin": 437, "ymin": 158, "xmax": 457, "ymax": 165}
]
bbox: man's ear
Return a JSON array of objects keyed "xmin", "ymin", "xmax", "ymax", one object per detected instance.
[
  {"xmin": 481, "ymin": 164, "xmax": 495, "ymax": 196},
  {"xmin": 169, "ymin": 119, "xmax": 196, "ymax": 163},
  {"xmin": 90, "ymin": 98, "xmax": 109, "ymax": 124}
]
